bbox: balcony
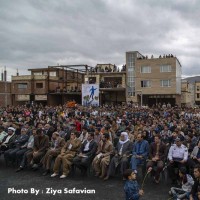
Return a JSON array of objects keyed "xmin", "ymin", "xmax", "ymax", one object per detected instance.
[{"xmin": 12, "ymin": 75, "xmax": 32, "ymax": 80}]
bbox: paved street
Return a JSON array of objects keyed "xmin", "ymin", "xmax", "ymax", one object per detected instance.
[{"xmin": 0, "ymin": 158, "xmax": 171, "ymax": 200}]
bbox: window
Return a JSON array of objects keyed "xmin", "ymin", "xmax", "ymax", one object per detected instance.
[
  {"xmin": 17, "ymin": 83, "xmax": 28, "ymax": 89},
  {"xmin": 197, "ymin": 94, "xmax": 200, "ymax": 99},
  {"xmin": 141, "ymin": 66, "xmax": 151, "ymax": 73},
  {"xmin": 197, "ymin": 86, "xmax": 200, "ymax": 91},
  {"xmin": 36, "ymin": 83, "xmax": 43, "ymax": 88},
  {"xmin": 141, "ymin": 80, "xmax": 151, "ymax": 87},
  {"xmin": 49, "ymin": 71, "xmax": 57, "ymax": 76},
  {"xmin": 33, "ymin": 72, "xmax": 42, "ymax": 75},
  {"xmin": 160, "ymin": 65, "xmax": 171, "ymax": 72},
  {"xmin": 160, "ymin": 80, "xmax": 171, "ymax": 87}
]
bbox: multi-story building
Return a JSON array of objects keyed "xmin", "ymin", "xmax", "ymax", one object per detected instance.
[
  {"xmin": 11, "ymin": 66, "xmax": 84, "ymax": 106},
  {"xmin": 126, "ymin": 51, "xmax": 182, "ymax": 106},
  {"xmin": 9, "ymin": 51, "xmax": 184, "ymax": 107},
  {"xmin": 0, "ymin": 81, "xmax": 12, "ymax": 107},
  {"xmin": 194, "ymin": 81, "xmax": 200, "ymax": 105}
]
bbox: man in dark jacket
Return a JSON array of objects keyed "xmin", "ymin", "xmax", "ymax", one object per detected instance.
[
  {"xmin": 146, "ymin": 134, "xmax": 167, "ymax": 183},
  {"xmin": 73, "ymin": 132, "xmax": 97, "ymax": 174},
  {"xmin": 190, "ymin": 165, "xmax": 200, "ymax": 200},
  {"xmin": 27, "ymin": 129, "xmax": 49, "ymax": 170},
  {"xmin": 4, "ymin": 127, "xmax": 28, "ymax": 164}
]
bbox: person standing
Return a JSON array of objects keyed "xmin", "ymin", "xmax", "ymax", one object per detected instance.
[{"xmin": 123, "ymin": 169, "xmax": 144, "ymax": 200}]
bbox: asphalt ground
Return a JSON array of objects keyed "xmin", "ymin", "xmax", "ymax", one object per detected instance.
[{"xmin": 0, "ymin": 157, "xmax": 172, "ymax": 200}]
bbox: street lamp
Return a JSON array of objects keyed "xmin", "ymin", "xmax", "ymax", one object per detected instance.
[{"xmin": 136, "ymin": 90, "xmax": 143, "ymax": 107}]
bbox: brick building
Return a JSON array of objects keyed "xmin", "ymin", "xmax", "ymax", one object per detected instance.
[
  {"xmin": 11, "ymin": 66, "xmax": 84, "ymax": 106},
  {"xmin": 0, "ymin": 81, "xmax": 12, "ymax": 107}
]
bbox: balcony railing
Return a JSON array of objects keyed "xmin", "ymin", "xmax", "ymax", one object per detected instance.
[
  {"xmin": 100, "ymin": 82, "xmax": 123, "ymax": 88},
  {"xmin": 48, "ymin": 89, "xmax": 81, "ymax": 94}
]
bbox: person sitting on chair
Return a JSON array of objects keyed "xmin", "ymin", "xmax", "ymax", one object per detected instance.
[
  {"xmin": 146, "ymin": 134, "xmax": 167, "ymax": 183},
  {"xmin": 92, "ymin": 133, "xmax": 113, "ymax": 179},
  {"xmin": 27, "ymin": 129, "xmax": 49, "ymax": 170},
  {"xmin": 0, "ymin": 127, "xmax": 16, "ymax": 153},
  {"xmin": 168, "ymin": 137, "xmax": 188, "ymax": 184},
  {"xmin": 42, "ymin": 132, "xmax": 65, "ymax": 176},
  {"xmin": 73, "ymin": 132, "xmax": 97, "ymax": 175},
  {"xmin": 104, "ymin": 132, "xmax": 132, "ymax": 180},
  {"xmin": 131, "ymin": 133, "xmax": 149, "ymax": 173},
  {"xmin": 51, "ymin": 131, "xmax": 81, "ymax": 178}
]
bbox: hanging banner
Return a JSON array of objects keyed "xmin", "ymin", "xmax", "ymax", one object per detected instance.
[{"xmin": 82, "ymin": 84, "xmax": 99, "ymax": 106}]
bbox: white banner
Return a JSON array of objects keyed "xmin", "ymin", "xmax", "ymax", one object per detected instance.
[
  {"xmin": 35, "ymin": 95, "xmax": 47, "ymax": 101},
  {"xmin": 82, "ymin": 84, "xmax": 99, "ymax": 106},
  {"xmin": 16, "ymin": 95, "xmax": 30, "ymax": 101}
]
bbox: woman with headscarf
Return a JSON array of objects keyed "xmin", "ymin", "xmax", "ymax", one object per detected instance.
[{"xmin": 104, "ymin": 132, "xmax": 133, "ymax": 180}]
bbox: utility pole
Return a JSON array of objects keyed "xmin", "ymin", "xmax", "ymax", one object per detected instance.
[
  {"xmin": 136, "ymin": 90, "xmax": 143, "ymax": 107},
  {"xmin": 4, "ymin": 66, "xmax": 7, "ymax": 107}
]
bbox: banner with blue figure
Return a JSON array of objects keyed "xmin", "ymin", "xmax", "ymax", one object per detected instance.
[{"xmin": 82, "ymin": 84, "xmax": 99, "ymax": 106}]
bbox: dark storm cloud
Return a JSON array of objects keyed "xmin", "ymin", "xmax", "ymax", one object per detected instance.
[{"xmin": 0, "ymin": 0, "xmax": 199, "ymax": 77}]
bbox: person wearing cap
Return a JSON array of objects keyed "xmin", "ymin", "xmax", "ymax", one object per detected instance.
[
  {"xmin": 169, "ymin": 167, "xmax": 194, "ymax": 200},
  {"xmin": 4, "ymin": 127, "xmax": 29, "ymax": 165},
  {"xmin": 104, "ymin": 132, "xmax": 132, "ymax": 180},
  {"xmin": 168, "ymin": 137, "xmax": 189, "ymax": 184},
  {"xmin": 42, "ymin": 132, "xmax": 65, "ymax": 176},
  {"xmin": 92, "ymin": 133, "xmax": 113, "ymax": 179},
  {"xmin": 123, "ymin": 169, "xmax": 144, "ymax": 200},
  {"xmin": 0, "ymin": 127, "xmax": 17, "ymax": 153},
  {"xmin": 51, "ymin": 131, "xmax": 81, "ymax": 178}
]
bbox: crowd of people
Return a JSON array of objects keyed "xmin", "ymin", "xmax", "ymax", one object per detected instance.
[{"xmin": 0, "ymin": 103, "xmax": 200, "ymax": 199}]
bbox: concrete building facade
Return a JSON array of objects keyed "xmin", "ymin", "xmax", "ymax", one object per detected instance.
[
  {"xmin": 126, "ymin": 51, "xmax": 182, "ymax": 106},
  {"xmin": 86, "ymin": 64, "xmax": 126, "ymax": 105},
  {"xmin": 181, "ymin": 80, "xmax": 195, "ymax": 107},
  {"xmin": 195, "ymin": 81, "xmax": 200, "ymax": 105}
]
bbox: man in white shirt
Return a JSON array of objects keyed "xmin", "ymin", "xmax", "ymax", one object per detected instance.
[
  {"xmin": 168, "ymin": 137, "xmax": 188, "ymax": 184},
  {"xmin": 73, "ymin": 132, "xmax": 97, "ymax": 175}
]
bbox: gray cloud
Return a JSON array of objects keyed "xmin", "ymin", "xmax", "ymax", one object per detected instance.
[{"xmin": 0, "ymin": 0, "xmax": 200, "ymax": 77}]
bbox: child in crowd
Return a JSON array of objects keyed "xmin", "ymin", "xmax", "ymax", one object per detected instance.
[
  {"xmin": 169, "ymin": 167, "xmax": 194, "ymax": 200},
  {"xmin": 123, "ymin": 169, "xmax": 144, "ymax": 200}
]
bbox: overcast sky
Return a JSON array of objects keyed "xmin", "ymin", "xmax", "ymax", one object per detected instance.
[{"xmin": 0, "ymin": 0, "xmax": 200, "ymax": 80}]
